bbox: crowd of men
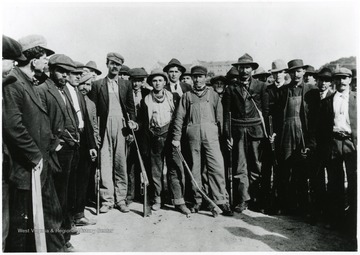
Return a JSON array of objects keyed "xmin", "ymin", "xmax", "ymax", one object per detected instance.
[{"xmin": 2, "ymin": 34, "xmax": 357, "ymax": 252}]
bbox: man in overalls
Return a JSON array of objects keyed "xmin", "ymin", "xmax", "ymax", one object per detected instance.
[
  {"xmin": 172, "ymin": 65, "xmax": 233, "ymax": 216},
  {"xmin": 276, "ymin": 59, "xmax": 320, "ymax": 216}
]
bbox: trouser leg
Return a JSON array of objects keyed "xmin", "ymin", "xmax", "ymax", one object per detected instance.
[
  {"xmin": 150, "ymin": 135, "xmax": 166, "ymax": 204},
  {"xmin": 168, "ymin": 146, "xmax": 186, "ymax": 205}
]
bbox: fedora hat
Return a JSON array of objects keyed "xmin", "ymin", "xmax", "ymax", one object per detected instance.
[
  {"xmin": 305, "ymin": 65, "xmax": 317, "ymax": 76},
  {"xmin": 226, "ymin": 66, "xmax": 239, "ymax": 79},
  {"xmin": 163, "ymin": 58, "xmax": 186, "ymax": 73},
  {"xmin": 84, "ymin": 61, "xmax": 102, "ymax": 75},
  {"xmin": 287, "ymin": 59, "xmax": 307, "ymax": 72},
  {"xmin": 147, "ymin": 69, "xmax": 168, "ymax": 85},
  {"xmin": 18, "ymin": 34, "xmax": 54, "ymax": 56},
  {"xmin": 3, "ymin": 35, "xmax": 27, "ymax": 61},
  {"xmin": 180, "ymin": 67, "xmax": 192, "ymax": 78},
  {"xmin": 253, "ymin": 67, "xmax": 271, "ymax": 78},
  {"xmin": 79, "ymin": 73, "xmax": 94, "ymax": 84},
  {"xmin": 270, "ymin": 59, "xmax": 287, "ymax": 73},
  {"xmin": 317, "ymin": 67, "xmax": 332, "ymax": 79},
  {"xmin": 232, "ymin": 53, "xmax": 259, "ymax": 69}
]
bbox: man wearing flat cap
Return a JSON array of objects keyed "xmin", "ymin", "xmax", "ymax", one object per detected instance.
[
  {"xmin": 163, "ymin": 58, "xmax": 192, "ymax": 106},
  {"xmin": 172, "ymin": 65, "xmax": 233, "ymax": 217},
  {"xmin": 223, "ymin": 53, "xmax": 269, "ymax": 214},
  {"xmin": 275, "ymin": 59, "xmax": 320, "ymax": 217},
  {"xmin": 3, "ymin": 34, "xmax": 66, "ymax": 252},
  {"xmin": 37, "ymin": 54, "xmax": 82, "ymax": 251},
  {"xmin": 89, "ymin": 52, "xmax": 137, "ymax": 214},
  {"xmin": 2, "ymin": 34, "xmax": 27, "ymax": 252},
  {"xmin": 317, "ymin": 67, "xmax": 356, "ymax": 235},
  {"xmin": 119, "ymin": 65, "xmax": 131, "ymax": 80}
]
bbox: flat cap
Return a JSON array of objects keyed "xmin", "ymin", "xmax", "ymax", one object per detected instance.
[
  {"xmin": 333, "ymin": 67, "xmax": 352, "ymax": 77},
  {"xmin": 17, "ymin": 34, "xmax": 54, "ymax": 56},
  {"xmin": 79, "ymin": 73, "xmax": 93, "ymax": 84},
  {"xmin": 191, "ymin": 65, "xmax": 207, "ymax": 75},
  {"xmin": 119, "ymin": 65, "xmax": 130, "ymax": 75},
  {"xmin": 107, "ymin": 52, "xmax": 124, "ymax": 64},
  {"xmin": 49, "ymin": 54, "xmax": 76, "ymax": 72},
  {"xmin": 3, "ymin": 35, "xmax": 27, "ymax": 61},
  {"xmin": 129, "ymin": 68, "xmax": 148, "ymax": 79},
  {"xmin": 71, "ymin": 61, "xmax": 84, "ymax": 74}
]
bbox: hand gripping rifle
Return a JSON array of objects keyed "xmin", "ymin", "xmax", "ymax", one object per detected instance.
[
  {"xmin": 32, "ymin": 168, "xmax": 47, "ymax": 252},
  {"xmin": 175, "ymin": 147, "xmax": 223, "ymax": 217},
  {"xmin": 227, "ymin": 112, "xmax": 233, "ymax": 208},
  {"xmin": 126, "ymin": 113, "xmax": 152, "ymax": 217}
]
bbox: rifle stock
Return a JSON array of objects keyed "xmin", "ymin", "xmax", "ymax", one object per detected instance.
[
  {"xmin": 268, "ymin": 116, "xmax": 278, "ymax": 166},
  {"xmin": 228, "ymin": 112, "xmax": 233, "ymax": 208}
]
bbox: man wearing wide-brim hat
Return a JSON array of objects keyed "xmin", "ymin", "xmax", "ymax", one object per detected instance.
[
  {"xmin": 275, "ymin": 59, "xmax": 320, "ymax": 216},
  {"xmin": 260, "ymin": 58, "xmax": 290, "ymax": 214},
  {"xmin": 317, "ymin": 67, "xmax": 356, "ymax": 234},
  {"xmin": 210, "ymin": 75, "xmax": 227, "ymax": 97},
  {"xmin": 88, "ymin": 52, "xmax": 137, "ymax": 214},
  {"xmin": 172, "ymin": 65, "xmax": 233, "ymax": 217},
  {"xmin": 163, "ymin": 58, "xmax": 192, "ymax": 104},
  {"xmin": 83, "ymin": 60, "xmax": 102, "ymax": 79},
  {"xmin": 252, "ymin": 67, "xmax": 271, "ymax": 83},
  {"xmin": 223, "ymin": 53, "xmax": 269, "ymax": 214},
  {"xmin": 304, "ymin": 65, "xmax": 318, "ymax": 86},
  {"xmin": 226, "ymin": 66, "xmax": 239, "ymax": 85},
  {"xmin": 3, "ymin": 34, "xmax": 67, "ymax": 252},
  {"xmin": 317, "ymin": 67, "xmax": 333, "ymax": 100}
]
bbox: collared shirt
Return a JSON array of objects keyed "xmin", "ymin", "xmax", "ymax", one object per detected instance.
[
  {"xmin": 333, "ymin": 90, "xmax": 351, "ymax": 133},
  {"xmin": 170, "ymin": 81, "xmax": 183, "ymax": 97},
  {"xmin": 320, "ymin": 89, "xmax": 329, "ymax": 100},
  {"xmin": 66, "ymin": 83, "xmax": 84, "ymax": 129},
  {"xmin": 150, "ymin": 97, "xmax": 172, "ymax": 128},
  {"xmin": 107, "ymin": 77, "xmax": 119, "ymax": 94},
  {"xmin": 289, "ymin": 83, "xmax": 303, "ymax": 97}
]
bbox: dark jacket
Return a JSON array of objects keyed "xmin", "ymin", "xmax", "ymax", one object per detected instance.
[
  {"xmin": 223, "ymin": 77, "xmax": 269, "ymax": 139},
  {"xmin": 165, "ymin": 81, "xmax": 192, "ymax": 106},
  {"xmin": 317, "ymin": 91, "xmax": 357, "ymax": 161},
  {"xmin": 89, "ymin": 76, "xmax": 136, "ymax": 144},
  {"xmin": 3, "ymin": 67, "xmax": 58, "ymax": 190},
  {"xmin": 277, "ymin": 81, "xmax": 320, "ymax": 150}
]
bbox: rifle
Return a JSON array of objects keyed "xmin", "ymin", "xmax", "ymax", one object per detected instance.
[
  {"xmin": 126, "ymin": 113, "xmax": 151, "ymax": 217},
  {"xmin": 268, "ymin": 116, "xmax": 278, "ymax": 166},
  {"xmin": 175, "ymin": 147, "xmax": 223, "ymax": 217},
  {"xmin": 95, "ymin": 117, "xmax": 101, "ymax": 215},
  {"xmin": 227, "ymin": 112, "xmax": 233, "ymax": 208},
  {"xmin": 32, "ymin": 169, "xmax": 47, "ymax": 252}
]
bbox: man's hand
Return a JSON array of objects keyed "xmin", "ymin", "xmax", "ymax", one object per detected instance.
[
  {"xmin": 34, "ymin": 158, "xmax": 43, "ymax": 174},
  {"xmin": 89, "ymin": 149, "xmax": 97, "ymax": 162},
  {"xmin": 269, "ymin": 133, "xmax": 276, "ymax": 144},
  {"xmin": 128, "ymin": 120, "xmax": 138, "ymax": 130},
  {"xmin": 227, "ymin": 138, "xmax": 233, "ymax": 150},
  {"xmin": 126, "ymin": 134, "xmax": 134, "ymax": 144},
  {"xmin": 172, "ymin": 140, "xmax": 180, "ymax": 148}
]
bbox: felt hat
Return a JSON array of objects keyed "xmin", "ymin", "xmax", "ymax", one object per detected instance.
[
  {"xmin": 18, "ymin": 34, "xmax": 54, "ymax": 56},
  {"xmin": 305, "ymin": 65, "xmax": 317, "ymax": 76},
  {"xmin": 333, "ymin": 67, "xmax": 352, "ymax": 77},
  {"xmin": 2, "ymin": 35, "xmax": 27, "ymax": 61},
  {"xmin": 210, "ymin": 75, "xmax": 227, "ymax": 84},
  {"xmin": 287, "ymin": 59, "xmax": 307, "ymax": 72},
  {"xmin": 129, "ymin": 68, "xmax": 148, "ymax": 79},
  {"xmin": 119, "ymin": 65, "xmax": 130, "ymax": 75},
  {"xmin": 79, "ymin": 73, "xmax": 93, "ymax": 84},
  {"xmin": 84, "ymin": 61, "xmax": 102, "ymax": 75},
  {"xmin": 191, "ymin": 65, "xmax": 207, "ymax": 75},
  {"xmin": 48, "ymin": 54, "xmax": 76, "ymax": 72},
  {"xmin": 270, "ymin": 59, "xmax": 287, "ymax": 73},
  {"xmin": 253, "ymin": 67, "xmax": 271, "ymax": 78},
  {"xmin": 232, "ymin": 53, "xmax": 259, "ymax": 69},
  {"xmin": 317, "ymin": 67, "xmax": 332, "ymax": 79},
  {"xmin": 163, "ymin": 58, "xmax": 186, "ymax": 73},
  {"xmin": 147, "ymin": 68, "xmax": 168, "ymax": 84}
]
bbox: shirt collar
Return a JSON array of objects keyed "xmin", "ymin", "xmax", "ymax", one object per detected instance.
[{"xmin": 107, "ymin": 76, "xmax": 118, "ymax": 84}]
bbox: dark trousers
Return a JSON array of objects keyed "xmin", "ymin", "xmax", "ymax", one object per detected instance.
[
  {"xmin": 126, "ymin": 141, "xmax": 141, "ymax": 202},
  {"xmin": 6, "ymin": 173, "xmax": 65, "ymax": 252},
  {"xmin": 73, "ymin": 141, "xmax": 92, "ymax": 219},
  {"xmin": 55, "ymin": 144, "xmax": 79, "ymax": 243},
  {"xmin": 326, "ymin": 138, "xmax": 357, "ymax": 231},
  {"xmin": 168, "ymin": 145, "xmax": 187, "ymax": 205}
]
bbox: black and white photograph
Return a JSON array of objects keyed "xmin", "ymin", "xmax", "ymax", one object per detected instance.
[{"xmin": 2, "ymin": 0, "xmax": 359, "ymax": 252}]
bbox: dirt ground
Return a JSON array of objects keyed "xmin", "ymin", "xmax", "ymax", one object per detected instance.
[{"xmin": 70, "ymin": 202, "xmax": 357, "ymax": 252}]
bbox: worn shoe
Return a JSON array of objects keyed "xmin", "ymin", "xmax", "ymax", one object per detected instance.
[
  {"xmin": 234, "ymin": 202, "xmax": 248, "ymax": 213},
  {"xmin": 189, "ymin": 203, "xmax": 201, "ymax": 213},
  {"xmin": 151, "ymin": 203, "xmax": 161, "ymax": 211},
  {"xmin": 219, "ymin": 203, "xmax": 234, "ymax": 216},
  {"xmin": 64, "ymin": 242, "xmax": 75, "ymax": 252},
  {"xmin": 74, "ymin": 217, "xmax": 96, "ymax": 226},
  {"xmin": 115, "ymin": 203, "xmax": 130, "ymax": 213},
  {"xmin": 175, "ymin": 204, "xmax": 191, "ymax": 215},
  {"xmin": 100, "ymin": 205, "xmax": 113, "ymax": 214}
]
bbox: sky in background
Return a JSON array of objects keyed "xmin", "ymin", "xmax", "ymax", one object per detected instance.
[{"xmin": 2, "ymin": 1, "xmax": 359, "ymax": 75}]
